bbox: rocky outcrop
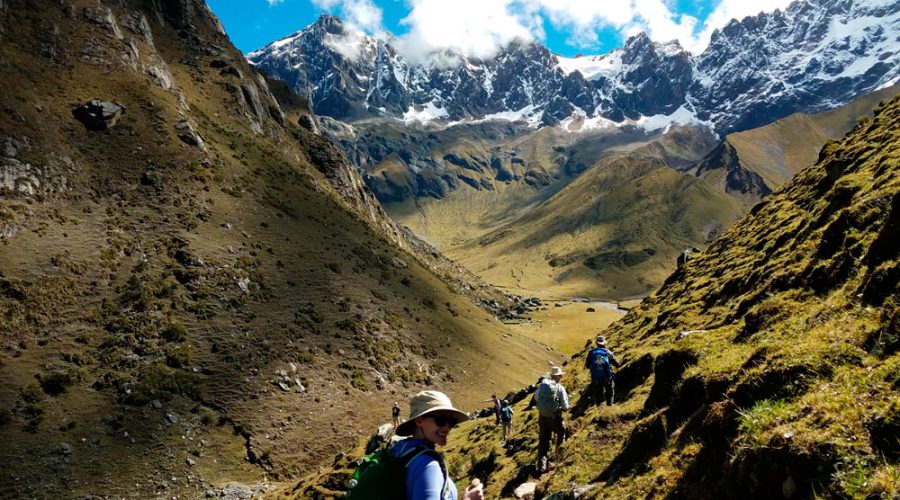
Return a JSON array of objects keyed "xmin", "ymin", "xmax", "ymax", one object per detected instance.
[
  {"xmin": 72, "ymin": 100, "xmax": 124, "ymax": 130},
  {"xmin": 695, "ymin": 142, "xmax": 772, "ymax": 198},
  {"xmin": 1, "ymin": 135, "xmax": 75, "ymax": 196}
]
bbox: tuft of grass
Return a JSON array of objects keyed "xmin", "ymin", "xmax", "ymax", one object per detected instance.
[
  {"xmin": 166, "ymin": 343, "xmax": 194, "ymax": 368},
  {"xmin": 736, "ymin": 399, "xmax": 790, "ymax": 446}
]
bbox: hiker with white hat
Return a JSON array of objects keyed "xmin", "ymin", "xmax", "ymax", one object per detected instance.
[
  {"xmin": 390, "ymin": 390, "xmax": 484, "ymax": 499},
  {"xmin": 532, "ymin": 366, "xmax": 570, "ymax": 473},
  {"xmin": 392, "ymin": 401, "xmax": 402, "ymax": 428}
]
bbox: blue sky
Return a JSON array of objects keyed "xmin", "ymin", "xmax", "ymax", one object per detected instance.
[{"xmin": 206, "ymin": 0, "xmax": 795, "ymax": 57}]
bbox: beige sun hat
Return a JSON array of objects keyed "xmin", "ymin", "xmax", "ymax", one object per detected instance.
[
  {"xmin": 596, "ymin": 335, "xmax": 607, "ymax": 346},
  {"xmin": 395, "ymin": 390, "xmax": 469, "ymax": 436},
  {"xmin": 549, "ymin": 366, "xmax": 564, "ymax": 376}
]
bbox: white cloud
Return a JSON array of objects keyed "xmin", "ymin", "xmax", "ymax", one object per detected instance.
[
  {"xmin": 309, "ymin": 0, "xmax": 797, "ymax": 62},
  {"xmin": 310, "ymin": 0, "xmax": 340, "ymax": 8},
  {"xmin": 395, "ymin": 0, "xmax": 534, "ymax": 62},
  {"xmin": 344, "ymin": 0, "xmax": 383, "ymax": 33},
  {"xmin": 528, "ymin": 0, "xmax": 797, "ymax": 54},
  {"xmin": 268, "ymin": 0, "xmax": 287, "ymax": 6},
  {"xmin": 312, "ymin": 0, "xmax": 385, "ymax": 34}
]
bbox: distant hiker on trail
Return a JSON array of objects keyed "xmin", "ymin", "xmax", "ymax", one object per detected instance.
[
  {"xmin": 347, "ymin": 390, "xmax": 483, "ymax": 500},
  {"xmin": 533, "ymin": 366, "xmax": 570, "ymax": 473},
  {"xmin": 586, "ymin": 335, "xmax": 620, "ymax": 406},
  {"xmin": 392, "ymin": 401, "xmax": 402, "ymax": 428},
  {"xmin": 483, "ymin": 394, "xmax": 501, "ymax": 424},
  {"xmin": 499, "ymin": 400, "xmax": 514, "ymax": 443}
]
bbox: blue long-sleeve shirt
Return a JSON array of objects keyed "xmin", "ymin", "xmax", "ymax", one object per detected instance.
[{"xmin": 391, "ymin": 438, "xmax": 458, "ymax": 500}]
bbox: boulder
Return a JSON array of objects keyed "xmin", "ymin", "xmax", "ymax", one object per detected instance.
[
  {"xmin": 72, "ymin": 100, "xmax": 124, "ymax": 130},
  {"xmin": 175, "ymin": 120, "xmax": 207, "ymax": 151},
  {"xmin": 363, "ymin": 423, "xmax": 395, "ymax": 454},
  {"xmin": 513, "ymin": 482, "xmax": 536, "ymax": 499}
]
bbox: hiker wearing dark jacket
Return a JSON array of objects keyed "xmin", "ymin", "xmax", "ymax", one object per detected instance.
[
  {"xmin": 393, "ymin": 391, "xmax": 483, "ymax": 500},
  {"xmin": 483, "ymin": 394, "xmax": 501, "ymax": 424},
  {"xmin": 392, "ymin": 401, "xmax": 402, "ymax": 428},
  {"xmin": 586, "ymin": 335, "xmax": 620, "ymax": 406}
]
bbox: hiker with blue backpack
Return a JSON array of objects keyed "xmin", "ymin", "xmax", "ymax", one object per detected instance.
[
  {"xmin": 346, "ymin": 390, "xmax": 484, "ymax": 500},
  {"xmin": 533, "ymin": 366, "xmax": 570, "ymax": 473},
  {"xmin": 499, "ymin": 399, "xmax": 513, "ymax": 443},
  {"xmin": 586, "ymin": 335, "xmax": 621, "ymax": 406}
]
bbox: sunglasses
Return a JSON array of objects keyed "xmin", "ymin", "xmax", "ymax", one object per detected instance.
[{"xmin": 429, "ymin": 415, "xmax": 459, "ymax": 428}]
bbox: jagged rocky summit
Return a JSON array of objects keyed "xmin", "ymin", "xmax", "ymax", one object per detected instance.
[{"xmin": 248, "ymin": 0, "xmax": 900, "ymax": 135}]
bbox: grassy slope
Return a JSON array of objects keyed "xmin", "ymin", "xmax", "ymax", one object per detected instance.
[
  {"xmin": 298, "ymin": 94, "xmax": 900, "ymax": 499},
  {"xmin": 0, "ymin": 1, "xmax": 554, "ymax": 497},
  {"xmin": 389, "ymin": 90, "xmax": 895, "ymax": 302},
  {"xmin": 727, "ymin": 83, "xmax": 900, "ymax": 189},
  {"xmin": 433, "ymin": 126, "xmax": 729, "ymax": 300}
]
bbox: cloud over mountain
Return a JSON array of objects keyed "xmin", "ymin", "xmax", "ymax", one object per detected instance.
[{"xmin": 309, "ymin": 0, "xmax": 799, "ymax": 58}]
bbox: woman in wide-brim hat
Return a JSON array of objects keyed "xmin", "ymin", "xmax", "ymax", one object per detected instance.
[{"xmin": 390, "ymin": 390, "xmax": 482, "ymax": 500}]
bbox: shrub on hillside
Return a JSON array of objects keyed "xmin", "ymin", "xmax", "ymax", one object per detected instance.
[{"xmin": 161, "ymin": 321, "xmax": 189, "ymax": 342}]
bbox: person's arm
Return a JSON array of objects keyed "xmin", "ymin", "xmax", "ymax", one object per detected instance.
[
  {"xmin": 406, "ymin": 454, "xmax": 446, "ymax": 500},
  {"xmin": 609, "ymin": 350, "xmax": 621, "ymax": 368},
  {"xmin": 559, "ymin": 386, "xmax": 570, "ymax": 411}
]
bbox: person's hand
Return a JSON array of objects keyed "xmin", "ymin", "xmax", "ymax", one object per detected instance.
[{"xmin": 463, "ymin": 478, "xmax": 484, "ymax": 500}]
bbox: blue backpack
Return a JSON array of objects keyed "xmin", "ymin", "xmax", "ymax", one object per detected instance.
[
  {"xmin": 590, "ymin": 348, "xmax": 613, "ymax": 381},
  {"xmin": 500, "ymin": 406, "xmax": 513, "ymax": 422}
]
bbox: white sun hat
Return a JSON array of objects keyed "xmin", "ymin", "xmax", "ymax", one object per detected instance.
[{"xmin": 395, "ymin": 390, "xmax": 469, "ymax": 436}]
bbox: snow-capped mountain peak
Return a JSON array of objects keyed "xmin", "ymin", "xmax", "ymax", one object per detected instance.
[{"xmin": 249, "ymin": 0, "xmax": 899, "ymax": 134}]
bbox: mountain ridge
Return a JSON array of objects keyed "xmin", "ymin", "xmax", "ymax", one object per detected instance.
[{"xmin": 249, "ymin": 0, "xmax": 900, "ymax": 135}]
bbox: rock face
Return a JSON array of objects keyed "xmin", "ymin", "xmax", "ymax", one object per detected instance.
[
  {"xmin": 694, "ymin": 142, "xmax": 772, "ymax": 197},
  {"xmin": 249, "ymin": 0, "xmax": 900, "ymax": 135},
  {"xmin": 72, "ymin": 100, "xmax": 124, "ymax": 130}
]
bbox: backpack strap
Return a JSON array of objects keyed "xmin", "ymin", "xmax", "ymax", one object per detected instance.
[{"xmin": 400, "ymin": 446, "xmax": 449, "ymax": 499}]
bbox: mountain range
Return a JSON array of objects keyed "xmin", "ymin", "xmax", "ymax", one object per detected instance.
[{"xmin": 249, "ymin": 0, "xmax": 900, "ymax": 134}]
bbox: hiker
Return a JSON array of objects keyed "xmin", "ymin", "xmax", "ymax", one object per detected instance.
[
  {"xmin": 533, "ymin": 366, "xmax": 569, "ymax": 473},
  {"xmin": 585, "ymin": 335, "xmax": 620, "ymax": 406},
  {"xmin": 483, "ymin": 394, "xmax": 501, "ymax": 424},
  {"xmin": 392, "ymin": 401, "xmax": 402, "ymax": 428},
  {"xmin": 499, "ymin": 400, "xmax": 513, "ymax": 442},
  {"xmin": 390, "ymin": 391, "xmax": 483, "ymax": 499}
]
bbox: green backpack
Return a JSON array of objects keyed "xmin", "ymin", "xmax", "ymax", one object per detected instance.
[{"xmin": 345, "ymin": 444, "xmax": 445, "ymax": 499}]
